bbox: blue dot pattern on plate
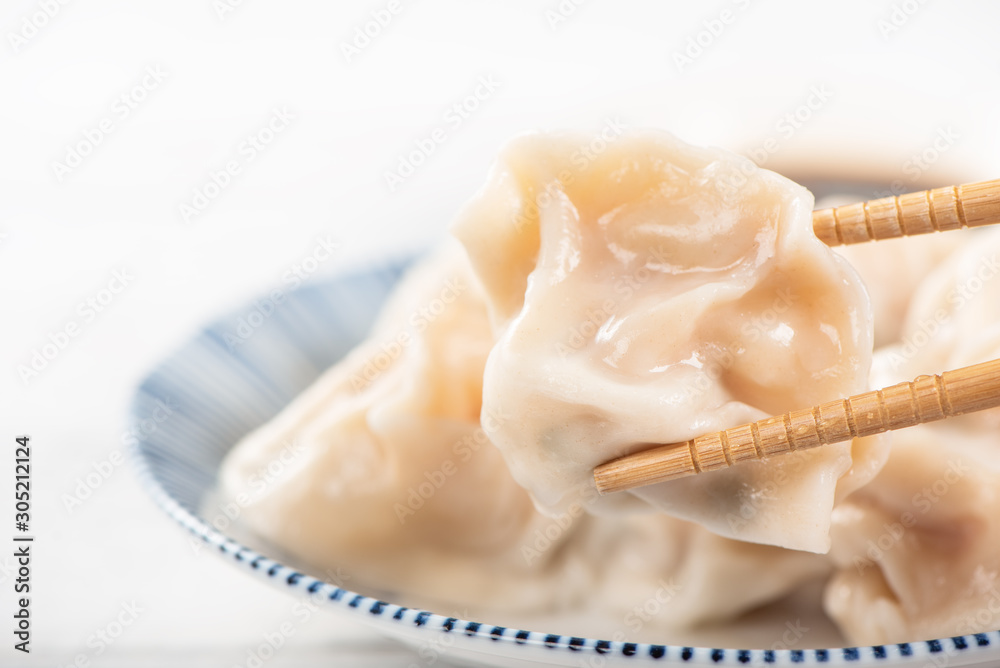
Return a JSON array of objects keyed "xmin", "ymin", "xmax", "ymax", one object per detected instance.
[{"xmin": 129, "ymin": 251, "xmax": 1000, "ymax": 667}]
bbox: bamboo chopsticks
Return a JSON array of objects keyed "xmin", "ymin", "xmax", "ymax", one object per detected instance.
[{"xmin": 593, "ymin": 178, "xmax": 1000, "ymax": 495}]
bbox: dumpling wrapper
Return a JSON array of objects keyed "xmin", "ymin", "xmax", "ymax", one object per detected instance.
[
  {"xmin": 825, "ymin": 228, "xmax": 1000, "ymax": 644},
  {"xmin": 220, "ymin": 242, "xmax": 831, "ymax": 636},
  {"xmin": 834, "ymin": 232, "xmax": 963, "ymax": 349},
  {"xmin": 220, "ymin": 244, "xmax": 558, "ymax": 610},
  {"xmin": 453, "ymin": 130, "xmax": 883, "ymax": 553}
]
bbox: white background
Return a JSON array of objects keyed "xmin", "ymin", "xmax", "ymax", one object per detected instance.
[{"xmin": 3, "ymin": 0, "xmax": 1000, "ymax": 665}]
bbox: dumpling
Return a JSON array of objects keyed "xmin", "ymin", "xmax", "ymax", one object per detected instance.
[
  {"xmin": 220, "ymin": 240, "xmax": 832, "ymax": 637},
  {"xmin": 834, "ymin": 232, "xmax": 963, "ymax": 349},
  {"xmin": 571, "ymin": 514, "xmax": 831, "ymax": 633},
  {"xmin": 824, "ymin": 228, "xmax": 1000, "ymax": 644},
  {"xmin": 825, "ymin": 421, "xmax": 1000, "ymax": 645},
  {"xmin": 220, "ymin": 243, "xmax": 560, "ymax": 611},
  {"xmin": 452, "ymin": 130, "xmax": 883, "ymax": 553}
]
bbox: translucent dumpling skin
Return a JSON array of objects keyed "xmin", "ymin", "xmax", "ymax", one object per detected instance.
[
  {"xmin": 834, "ymin": 232, "xmax": 962, "ymax": 348},
  {"xmin": 452, "ymin": 130, "xmax": 880, "ymax": 553},
  {"xmin": 219, "ymin": 129, "xmax": 1000, "ymax": 647},
  {"xmin": 220, "ymin": 244, "xmax": 557, "ymax": 610},
  {"xmin": 825, "ymin": 228, "xmax": 1000, "ymax": 645},
  {"xmin": 220, "ymin": 242, "xmax": 830, "ymax": 636}
]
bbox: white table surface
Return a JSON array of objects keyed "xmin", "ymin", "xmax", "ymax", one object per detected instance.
[{"xmin": 3, "ymin": 1, "xmax": 1000, "ymax": 665}]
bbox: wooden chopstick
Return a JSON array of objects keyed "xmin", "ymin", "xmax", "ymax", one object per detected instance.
[
  {"xmin": 812, "ymin": 178, "xmax": 1000, "ymax": 246},
  {"xmin": 594, "ymin": 358, "xmax": 1000, "ymax": 494},
  {"xmin": 593, "ymin": 178, "xmax": 1000, "ymax": 495}
]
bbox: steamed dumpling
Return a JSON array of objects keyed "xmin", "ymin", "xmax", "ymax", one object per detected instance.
[
  {"xmin": 220, "ymin": 241, "xmax": 832, "ymax": 637},
  {"xmin": 219, "ymin": 130, "xmax": 1000, "ymax": 646},
  {"xmin": 452, "ymin": 130, "xmax": 882, "ymax": 553},
  {"xmin": 825, "ymin": 421, "xmax": 1000, "ymax": 644},
  {"xmin": 834, "ymin": 232, "xmax": 963, "ymax": 349},
  {"xmin": 220, "ymin": 244, "xmax": 558, "ymax": 610},
  {"xmin": 825, "ymin": 228, "xmax": 1000, "ymax": 644}
]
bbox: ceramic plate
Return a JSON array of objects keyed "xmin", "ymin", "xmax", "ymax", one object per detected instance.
[{"xmin": 130, "ymin": 252, "xmax": 1000, "ymax": 667}]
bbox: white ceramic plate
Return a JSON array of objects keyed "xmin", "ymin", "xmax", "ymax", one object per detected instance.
[{"xmin": 130, "ymin": 251, "xmax": 1000, "ymax": 667}]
